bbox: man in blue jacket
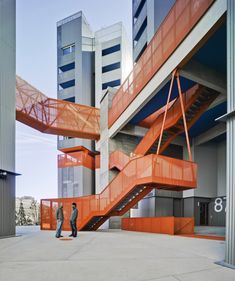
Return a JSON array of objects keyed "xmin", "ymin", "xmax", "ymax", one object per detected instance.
[{"xmin": 69, "ymin": 202, "xmax": 78, "ymax": 237}]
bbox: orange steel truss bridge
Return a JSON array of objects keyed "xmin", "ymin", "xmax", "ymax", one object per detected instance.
[{"xmin": 16, "ymin": 76, "xmax": 100, "ymax": 140}]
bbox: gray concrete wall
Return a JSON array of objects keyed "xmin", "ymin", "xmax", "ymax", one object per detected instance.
[
  {"xmin": 217, "ymin": 140, "xmax": 226, "ymax": 197},
  {"xmin": 183, "ymin": 197, "xmax": 194, "ymax": 218},
  {"xmin": 131, "ymin": 195, "xmax": 184, "ymax": 218},
  {"xmin": 0, "ymin": 175, "xmax": 15, "ymax": 236},
  {"xmin": 209, "ymin": 197, "xmax": 226, "ymax": 226},
  {"xmin": 194, "ymin": 143, "xmax": 217, "ymax": 198},
  {"xmin": 0, "ymin": 0, "xmax": 16, "ymax": 236},
  {"xmin": 58, "ymin": 166, "xmax": 94, "ymax": 198}
]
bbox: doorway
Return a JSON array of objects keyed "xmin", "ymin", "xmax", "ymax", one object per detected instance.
[{"xmin": 200, "ymin": 202, "xmax": 209, "ymax": 225}]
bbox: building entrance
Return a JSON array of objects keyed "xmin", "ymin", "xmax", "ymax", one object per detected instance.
[{"xmin": 200, "ymin": 202, "xmax": 209, "ymax": 225}]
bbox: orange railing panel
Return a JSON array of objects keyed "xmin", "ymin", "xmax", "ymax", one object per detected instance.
[
  {"xmin": 109, "ymin": 150, "xmax": 130, "ymax": 171},
  {"xmin": 58, "ymin": 151, "xmax": 95, "ymax": 170},
  {"xmin": 121, "ymin": 217, "xmax": 194, "ymax": 235},
  {"xmin": 108, "ymin": 0, "xmax": 215, "ymax": 127},
  {"xmin": 16, "ymin": 76, "xmax": 100, "ymax": 140}
]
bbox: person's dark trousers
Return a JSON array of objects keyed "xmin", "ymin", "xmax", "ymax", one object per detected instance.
[{"xmin": 70, "ymin": 221, "xmax": 77, "ymax": 237}]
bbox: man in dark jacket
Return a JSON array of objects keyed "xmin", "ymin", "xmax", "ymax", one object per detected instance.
[
  {"xmin": 55, "ymin": 203, "xmax": 64, "ymax": 238},
  {"xmin": 69, "ymin": 202, "xmax": 78, "ymax": 237}
]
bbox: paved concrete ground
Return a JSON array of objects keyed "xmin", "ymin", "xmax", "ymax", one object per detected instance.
[
  {"xmin": 195, "ymin": 226, "xmax": 225, "ymax": 236},
  {"xmin": 0, "ymin": 226, "xmax": 234, "ymax": 281}
]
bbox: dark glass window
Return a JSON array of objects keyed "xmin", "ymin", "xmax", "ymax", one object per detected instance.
[
  {"xmin": 102, "ymin": 79, "xmax": 121, "ymax": 90},
  {"xmin": 59, "ymin": 62, "xmax": 75, "ymax": 72},
  {"xmin": 59, "ymin": 79, "xmax": 75, "ymax": 89},
  {"xmin": 134, "ymin": 0, "xmax": 146, "ymax": 18},
  {"xmin": 102, "ymin": 62, "xmax": 120, "ymax": 73},
  {"xmin": 134, "ymin": 17, "xmax": 147, "ymax": 41},
  {"xmin": 62, "ymin": 44, "xmax": 75, "ymax": 55},
  {"xmin": 63, "ymin": 96, "xmax": 75, "ymax": 103},
  {"xmin": 102, "ymin": 44, "xmax": 121, "ymax": 56}
]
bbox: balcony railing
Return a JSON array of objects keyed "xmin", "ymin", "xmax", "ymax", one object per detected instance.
[
  {"xmin": 108, "ymin": 0, "xmax": 215, "ymax": 128},
  {"xmin": 58, "ymin": 151, "xmax": 95, "ymax": 170}
]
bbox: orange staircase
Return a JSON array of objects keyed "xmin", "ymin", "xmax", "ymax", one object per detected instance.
[
  {"xmin": 16, "ymin": 76, "xmax": 100, "ymax": 140},
  {"xmin": 41, "ymin": 75, "xmax": 218, "ymax": 231},
  {"xmin": 134, "ymin": 84, "xmax": 219, "ymax": 156},
  {"xmin": 41, "ymin": 154, "xmax": 197, "ymax": 231}
]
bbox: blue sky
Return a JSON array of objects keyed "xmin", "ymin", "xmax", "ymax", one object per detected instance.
[{"xmin": 16, "ymin": 0, "xmax": 132, "ymax": 201}]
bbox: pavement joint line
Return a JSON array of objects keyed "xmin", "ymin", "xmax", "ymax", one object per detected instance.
[
  {"xmin": 0, "ymin": 256, "xmax": 220, "ymax": 264},
  {"xmin": 139, "ymin": 273, "xmax": 180, "ymax": 281},
  {"xmin": 172, "ymin": 265, "xmax": 221, "ymax": 278}
]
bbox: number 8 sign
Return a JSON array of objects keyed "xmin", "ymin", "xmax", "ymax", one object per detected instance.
[{"xmin": 214, "ymin": 197, "xmax": 226, "ymax": 213}]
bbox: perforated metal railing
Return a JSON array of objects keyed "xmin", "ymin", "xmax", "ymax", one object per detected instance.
[
  {"xmin": 109, "ymin": 150, "xmax": 130, "ymax": 171},
  {"xmin": 58, "ymin": 151, "xmax": 95, "ymax": 170},
  {"xmin": 41, "ymin": 154, "xmax": 197, "ymax": 231},
  {"xmin": 108, "ymin": 0, "xmax": 215, "ymax": 127},
  {"xmin": 16, "ymin": 76, "xmax": 100, "ymax": 140}
]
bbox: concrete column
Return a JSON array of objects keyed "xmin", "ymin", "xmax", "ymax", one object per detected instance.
[
  {"xmin": 225, "ymin": 0, "xmax": 235, "ymax": 267},
  {"xmin": 0, "ymin": 0, "xmax": 16, "ymax": 237}
]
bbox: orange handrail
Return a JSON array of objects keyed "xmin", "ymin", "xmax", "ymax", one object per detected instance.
[
  {"xmin": 16, "ymin": 76, "xmax": 100, "ymax": 140},
  {"xmin": 108, "ymin": 0, "xmax": 215, "ymax": 127}
]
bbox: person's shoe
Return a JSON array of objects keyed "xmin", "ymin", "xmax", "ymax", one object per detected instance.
[
  {"xmin": 69, "ymin": 234, "xmax": 73, "ymax": 237},
  {"xmin": 73, "ymin": 235, "xmax": 77, "ymax": 237},
  {"xmin": 59, "ymin": 235, "xmax": 63, "ymax": 238}
]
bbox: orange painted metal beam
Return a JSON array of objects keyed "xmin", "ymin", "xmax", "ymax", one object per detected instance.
[
  {"xmin": 139, "ymin": 99, "xmax": 176, "ymax": 128},
  {"xmin": 157, "ymin": 70, "xmax": 176, "ymax": 155},
  {"xmin": 16, "ymin": 76, "xmax": 100, "ymax": 140},
  {"xmin": 176, "ymin": 72, "xmax": 192, "ymax": 161}
]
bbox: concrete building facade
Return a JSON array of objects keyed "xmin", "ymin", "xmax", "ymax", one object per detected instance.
[
  {"xmin": 0, "ymin": 0, "xmax": 16, "ymax": 237},
  {"xmin": 57, "ymin": 12, "xmax": 132, "ymax": 199},
  {"xmin": 95, "ymin": 22, "xmax": 132, "ymax": 107},
  {"xmin": 133, "ymin": 0, "xmax": 176, "ymax": 63}
]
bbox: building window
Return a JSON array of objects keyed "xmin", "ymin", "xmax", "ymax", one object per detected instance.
[
  {"xmin": 102, "ymin": 44, "xmax": 121, "ymax": 56},
  {"xmin": 102, "ymin": 79, "xmax": 121, "ymax": 90},
  {"xmin": 59, "ymin": 62, "xmax": 75, "ymax": 72},
  {"xmin": 63, "ymin": 96, "xmax": 75, "ymax": 103},
  {"xmin": 102, "ymin": 62, "xmax": 120, "ymax": 73},
  {"xmin": 62, "ymin": 44, "xmax": 75, "ymax": 55},
  {"xmin": 59, "ymin": 79, "xmax": 75, "ymax": 89},
  {"xmin": 134, "ymin": 17, "xmax": 147, "ymax": 41},
  {"xmin": 134, "ymin": 0, "xmax": 146, "ymax": 19}
]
